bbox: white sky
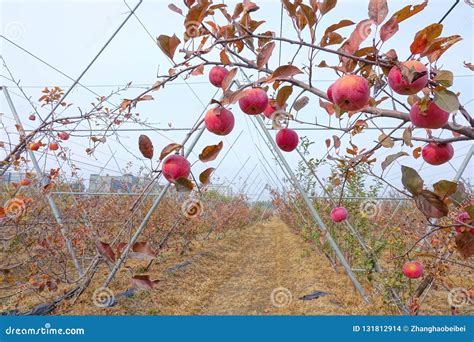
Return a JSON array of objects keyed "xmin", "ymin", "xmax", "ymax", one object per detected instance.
[{"xmin": 1, "ymin": 0, "xmax": 473, "ymax": 200}]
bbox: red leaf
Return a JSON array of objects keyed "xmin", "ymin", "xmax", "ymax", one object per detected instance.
[
  {"xmin": 191, "ymin": 64, "xmax": 205, "ymax": 76},
  {"xmin": 157, "ymin": 34, "xmax": 181, "ymax": 60},
  {"xmin": 410, "ymin": 23, "xmax": 443, "ymax": 55},
  {"xmin": 319, "ymin": 98, "xmax": 335, "ymax": 115},
  {"xmin": 380, "ymin": 15, "xmax": 398, "ymax": 42},
  {"xmin": 455, "ymin": 232, "xmax": 474, "ymax": 259},
  {"xmin": 131, "ymin": 275, "xmax": 159, "ymax": 290},
  {"xmin": 267, "ymin": 65, "xmax": 302, "ymax": 82},
  {"xmin": 168, "ymin": 4, "xmax": 183, "ymax": 15},
  {"xmin": 318, "ymin": 0, "xmax": 337, "ymax": 15},
  {"xmin": 221, "ymin": 67, "xmax": 238, "ymax": 91},
  {"xmin": 368, "ymin": 0, "xmax": 388, "ymax": 25},
  {"xmin": 138, "ymin": 135, "xmax": 154, "ymax": 159},
  {"xmin": 96, "ymin": 241, "xmax": 116, "ymax": 262},
  {"xmin": 160, "ymin": 143, "xmax": 181, "ymax": 161},
  {"xmin": 199, "ymin": 141, "xmax": 223, "ymax": 162},
  {"xmin": 199, "ymin": 167, "xmax": 215, "ymax": 185},
  {"xmin": 257, "ymin": 41, "xmax": 275, "ymax": 69}
]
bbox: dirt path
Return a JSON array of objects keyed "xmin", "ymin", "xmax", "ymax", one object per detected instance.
[
  {"xmin": 152, "ymin": 218, "xmax": 373, "ymax": 315},
  {"xmin": 67, "ymin": 218, "xmax": 378, "ymax": 315}
]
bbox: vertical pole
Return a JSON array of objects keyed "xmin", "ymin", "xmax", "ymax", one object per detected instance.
[
  {"xmin": 2, "ymin": 86, "xmax": 84, "ymax": 277},
  {"xmin": 454, "ymin": 145, "xmax": 473, "ymax": 181},
  {"xmin": 103, "ymin": 127, "xmax": 205, "ymax": 287}
]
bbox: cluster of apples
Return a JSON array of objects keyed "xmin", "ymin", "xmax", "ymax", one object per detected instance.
[
  {"xmin": 327, "ymin": 61, "xmax": 454, "ymax": 166},
  {"xmin": 206, "ymin": 66, "xmax": 299, "ymax": 152},
  {"xmin": 28, "ymin": 132, "xmax": 69, "ymax": 152}
]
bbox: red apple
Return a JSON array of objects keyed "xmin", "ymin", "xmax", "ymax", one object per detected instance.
[
  {"xmin": 402, "ymin": 261, "xmax": 423, "ymax": 279},
  {"xmin": 48, "ymin": 142, "xmax": 59, "ymax": 151},
  {"xmin": 327, "ymin": 83, "xmax": 334, "ymax": 103},
  {"xmin": 263, "ymin": 102, "xmax": 277, "ymax": 119},
  {"xmin": 410, "ymin": 101, "xmax": 449, "ymax": 129},
  {"xmin": 330, "ymin": 207, "xmax": 348, "ymax": 222},
  {"xmin": 29, "ymin": 114, "xmax": 36, "ymax": 121},
  {"xmin": 204, "ymin": 107, "xmax": 235, "ymax": 136},
  {"xmin": 422, "ymin": 142, "xmax": 454, "ymax": 165},
  {"xmin": 387, "ymin": 60, "xmax": 428, "ymax": 95},
  {"xmin": 275, "ymin": 128, "xmax": 298, "ymax": 152},
  {"xmin": 29, "ymin": 142, "xmax": 40, "ymax": 151},
  {"xmin": 20, "ymin": 178, "xmax": 31, "ymax": 186},
  {"xmin": 332, "ymin": 75, "xmax": 370, "ymax": 111},
  {"xmin": 58, "ymin": 132, "xmax": 70, "ymax": 140},
  {"xmin": 162, "ymin": 154, "xmax": 191, "ymax": 183},
  {"xmin": 455, "ymin": 212, "xmax": 473, "ymax": 235},
  {"xmin": 238, "ymin": 88, "xmax": 269, "ymax": 115},
  {"xmin": 208, "ymin": 66, "xmax": 229, "ymax": 88}
]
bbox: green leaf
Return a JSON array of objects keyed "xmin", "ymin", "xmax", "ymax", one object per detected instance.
[
  {"xmin": 463, "ymin": 205, "xmax": 474, "ymax": 219},
  {"xmin": 401, "ymin": 165, "xmax": 423, "ymax": 195},
  {"xmin": 382, "ymin": 152, "xmax": 408, "ymax": 171},
  {"xmin": 415, "ymin": 190, "xmax": 449, "ymax": 218},
  {"xmin": 433, "ymin": 70, "xmax": 453, "ymax": 87},
  {"xmin": 433, "ymin": 88, "xmax": 459, "ymax": 113},
  {"xmin": 433, "ymin": 180, "xmax": 457, "ymax": 199},
  {"xmin": 174, "ymin": 177, "xmax": 194, "ymax": 192}
]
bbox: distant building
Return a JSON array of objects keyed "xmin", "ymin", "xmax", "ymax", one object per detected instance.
[
  {"xmin": 87, "ymin": 174, "xmax": 165, "ymax": 193},
  {"xmin": 0, "ymin": 172, "xmax": 27, "ymax": 184},
  {"xmin": 88, "ymin": 173, "xmax": 137, "ymax": 193}
]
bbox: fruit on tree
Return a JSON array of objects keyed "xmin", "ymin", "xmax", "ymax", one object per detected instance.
[
  {"xmin": 29, "ymin": 142, "xmax": 40, "ymax": 151},
  {"xmin": 58, "ymin": 132, "xmax": 70, "ymax": 140},
  {"xmin": 29, "ymin": 114, "xmax": 36, "ymax": 121},
  {"xmin": 409, "ymin": 101, "xmax": 449, "ymax": 129},
  {"xmin": 162, "ymin": 154, "xmax": 191, "ymax": 182},
  {"xmin": 263, "ymin": 102, "xmax": 277, "ymax": 119},
  {"xmin": 330, "ymin": 207, "xmax": 348, "ymax": 222},
  {"xmin": 421, "ymin": 142, "xmax": 454, "ymax": 165},
  {"xmin": 204, "ymin": 106, "xmax": 235, "ymax": 136},
  {"xmin": 48, "ymin": 142, "xmax": 59, "ymax": 151},
  {"xmin": 387, "ymin": 60, "xmax": 428, "ymax": 95},
  {"xmin": 208, "ymin": 66, "xmax": 229, "ymax": 88},
  {"xmin": 332, "ymin": 75, "xmax": 370, "ymax": 111},
  {"xmin": 402, "ymin": 261, "xmax": 424, "ymax": 279},
  {"xmin": 20, "ymin": 178, "xmax": 31, "ymax": 186},
  {"xmin": 327, "ymin": 83, "xmax": 334, "ymax": 103},
  {"xmin": 455, "ymin": 212, "xmax": 473, "ymax": 235},
  {"xmin": 275, "ymin": 128, "xmax": 298, "ymax": 152},
  {"xmin": 238, "ymin": 88, "xmax": 269, "ymax": 115}
]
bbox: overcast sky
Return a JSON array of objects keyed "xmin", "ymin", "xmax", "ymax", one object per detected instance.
[{"xmin": 1, "ymin": 0, "xmax": 473, "ymax": 200}]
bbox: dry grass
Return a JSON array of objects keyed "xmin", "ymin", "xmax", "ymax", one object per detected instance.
[{"xmin": 60, "ymin": 218, "xmax": 389, "ymax": 315}]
